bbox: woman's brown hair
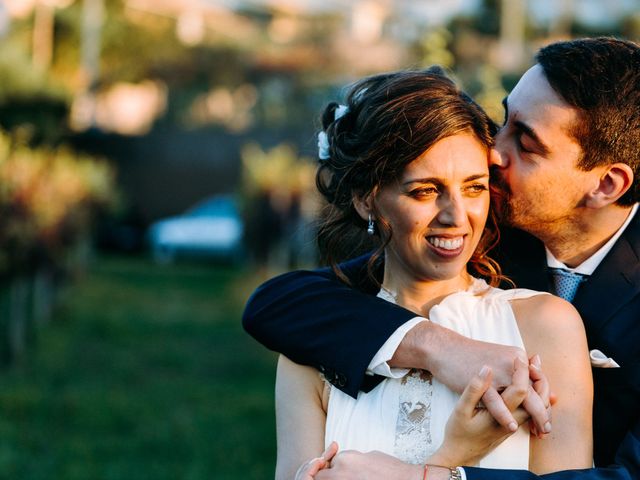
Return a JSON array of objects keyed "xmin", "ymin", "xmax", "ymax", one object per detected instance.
[{"xmin": 316, "ymin": 66, "xmax": 505, "ymax": 287}]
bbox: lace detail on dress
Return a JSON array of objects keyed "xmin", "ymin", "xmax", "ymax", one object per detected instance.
[{"xmin": 393, "ymin": 369, "xmax": 434, "ymax": 464}]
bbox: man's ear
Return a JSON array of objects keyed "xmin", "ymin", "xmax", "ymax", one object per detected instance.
[
  {"xmin": 352, "ymin": 192, "xmax": 375, "ymax": 222},
  {"xmin": 586, "ymin": 163, "xmax": 634, "ymax": 208}
]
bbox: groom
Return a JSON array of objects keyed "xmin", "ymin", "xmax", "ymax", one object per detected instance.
[{"xmin": 243, "ymin": 37, "xmax": 640, "ymax": 479}]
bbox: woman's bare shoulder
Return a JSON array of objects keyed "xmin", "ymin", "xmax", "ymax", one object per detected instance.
[{"xmin": 509, "ymin": 294, "xmax": 586, "ymax": 347}]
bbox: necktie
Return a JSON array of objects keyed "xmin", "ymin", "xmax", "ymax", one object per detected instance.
[{"xmin": 548, "ymin": 268, "xmax": 588, "ymax": 302}]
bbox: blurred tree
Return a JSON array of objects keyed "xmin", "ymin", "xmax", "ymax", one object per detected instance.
[{"xmin": 417, "ymin": 27, "xmax": 455, "ymax": 69}]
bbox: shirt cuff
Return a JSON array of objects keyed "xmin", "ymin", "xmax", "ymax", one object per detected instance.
[
  {"xmin": 366, "ymin": 317, "xmax": 428, "ymax": 378},
  {"xmin": 459, "ymin": 467, "xmax": 467, "ymax": 480}
]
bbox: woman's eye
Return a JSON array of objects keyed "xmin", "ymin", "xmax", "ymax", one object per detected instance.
[
  {"xmin": 465, "ymin": 184, "xmax": 488, "ymax": 194},
  {"xmin": 410, "ymin": 187, "xmax": 438, "ymax": 197}
]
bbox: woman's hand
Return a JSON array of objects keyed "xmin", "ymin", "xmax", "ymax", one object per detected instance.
[
  {"xmin": 428, "ymin": 360, "xmax": 532, "ymax": 467},
  {"xmin": 295, "ymin": 442, "xmax": 339, "ymax": 480}
]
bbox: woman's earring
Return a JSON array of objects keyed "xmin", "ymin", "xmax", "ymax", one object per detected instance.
[{"xmin": 367, "ymin": 214, "xmax": 375, "ymax": 236}]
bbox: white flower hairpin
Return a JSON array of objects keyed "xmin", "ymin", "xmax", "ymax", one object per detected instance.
[{"xmin": 317, "ymin": 104, "xmax": 349, "ymax": 160}]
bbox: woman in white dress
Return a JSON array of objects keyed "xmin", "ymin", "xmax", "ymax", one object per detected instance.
[{"xmin": 274, "ymin": 68, "xmax": 593, "ymax": 479}]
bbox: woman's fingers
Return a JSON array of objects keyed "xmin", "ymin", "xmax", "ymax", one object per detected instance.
[
  {"xmin": 294, "ymin": 443, "xmax": 338, "ymax": 480},
  {"xmin": 323, "ymin": 442, "xmax": 339, "ymax": 462},
  {"xmin": 295, "ymin": 457, "xmax": 326, "ymax": 480},
  {"xmin": 457, "ymin": 366, "xmax": 493, "ymax": 417},
  {"xmin": 481, "ymin": 386, "xmax": 518, "ymax": 431}
]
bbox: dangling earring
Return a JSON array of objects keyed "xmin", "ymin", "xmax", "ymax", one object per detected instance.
[{"xmin": 367, "ymin": 214, "xmax": 375, "ymax": 236}]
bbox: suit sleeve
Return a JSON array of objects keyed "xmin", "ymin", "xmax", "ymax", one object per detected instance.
[
  {"xmin": 463, "ymin": 419, "xmax": 640, "ymax": 480},
  {"xmin": 242, "ymin": 255, "xmax": 417, "ymax": 398}
]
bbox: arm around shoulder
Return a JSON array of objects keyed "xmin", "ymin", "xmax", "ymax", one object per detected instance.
[{"xmin": 243, "ymin": 265, "xmax": 417, "ymax": 397}]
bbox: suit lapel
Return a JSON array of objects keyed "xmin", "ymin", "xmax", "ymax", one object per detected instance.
[{"xmin": 573, "ymin": 212, "xmax": 640, "ymax": 336}]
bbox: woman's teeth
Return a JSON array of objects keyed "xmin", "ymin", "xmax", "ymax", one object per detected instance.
[{"xmin": 428, "ymin": 237, "xmax": 463, "ymax": 250}]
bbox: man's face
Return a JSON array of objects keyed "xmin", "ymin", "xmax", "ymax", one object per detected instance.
[{"xmin": 492, "ymin": 64, "xmax": 598, "ymax": 239}]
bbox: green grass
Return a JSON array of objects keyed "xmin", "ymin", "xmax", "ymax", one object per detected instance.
[{"xmin": 0, "ymin": 256, "xmax": 277, "ymax": 479}]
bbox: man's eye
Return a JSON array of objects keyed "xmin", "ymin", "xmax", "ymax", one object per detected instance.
[{"xmin": 515, "ymin": 132, "xmax": 532, "ymax": 153}]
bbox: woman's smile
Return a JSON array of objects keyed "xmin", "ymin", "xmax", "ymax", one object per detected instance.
[{"xmin": 426, "ymin": 235, "xmax": 466, "ymax": 257}]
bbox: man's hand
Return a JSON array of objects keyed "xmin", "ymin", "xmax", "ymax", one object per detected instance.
[
  {"xmin": 314, "ymin": 450, "xmax": 423, "ymax": 480},
  {"xmin": 392, "ymin": 323, "xmax": 551, "ymax": 432},
  {"xmin": 526, "ymin": 354, "xmax": 553, "ymax": 438}
]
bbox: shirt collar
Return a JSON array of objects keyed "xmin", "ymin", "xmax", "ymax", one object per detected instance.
[{"xmin": 546, "ymin": 203, "xmax": 639, "ymax": 275}]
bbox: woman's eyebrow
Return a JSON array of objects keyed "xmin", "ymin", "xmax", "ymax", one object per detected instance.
[
  {"xmin": 402, "ymin": 177, "xmax": 441, "ymax": 186},
  {"xmin": 464, "ymin": 173, "xmax": 490, "ymax": 182},
  {"xmin": 403, "ymin": 173, "xmax": 489, "ymax": 186}
]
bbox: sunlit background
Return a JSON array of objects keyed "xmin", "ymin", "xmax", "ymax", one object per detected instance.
[{"xmin": 0, "ymin": 0, "xmax": 637, "ymax": 478}]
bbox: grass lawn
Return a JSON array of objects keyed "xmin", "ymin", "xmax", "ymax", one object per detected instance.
[{"xmin": 0, "ymin": 256, "xmax": 278, "ymax": 479}]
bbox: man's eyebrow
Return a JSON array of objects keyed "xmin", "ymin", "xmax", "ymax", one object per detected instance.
[{"xmin": 513, "ymin": 120, "xmax": 551, "ymax": 155}]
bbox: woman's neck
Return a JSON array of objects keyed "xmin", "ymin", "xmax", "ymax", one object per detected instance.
[{"xmin": 381, "ymin": 269, "xmax": 473, "ymax": 317}]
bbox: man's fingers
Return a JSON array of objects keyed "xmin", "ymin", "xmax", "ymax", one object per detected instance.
[
  {"xmin": 529, "ymin": 354, "xmax": 550, "ymax": 407},
  {"xmin": 501, "ymin": 359, "xmax": 529, "ymax": 411},
  {"xmin": 522, "ymin": 385, "xmax": 551, "ymax": 435}
]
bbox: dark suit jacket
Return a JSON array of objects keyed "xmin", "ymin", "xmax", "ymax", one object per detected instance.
[{"xmin": 242, "ymin": 216, "xmax": 640, "ymax": 479}]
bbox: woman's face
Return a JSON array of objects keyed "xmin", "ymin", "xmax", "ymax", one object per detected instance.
[{"xmin": 375, "ymin": 132, "xmax": 491, "ymax": 284}]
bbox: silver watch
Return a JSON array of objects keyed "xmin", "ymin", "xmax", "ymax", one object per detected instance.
[{"xmin": 449, "ymin": 467, "xmax": 462, "ymax": 480}]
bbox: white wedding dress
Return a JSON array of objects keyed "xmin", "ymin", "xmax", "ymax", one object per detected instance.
[{"xmin": 325, "ymin": 278, "xmax": 547, "ymax": 469}]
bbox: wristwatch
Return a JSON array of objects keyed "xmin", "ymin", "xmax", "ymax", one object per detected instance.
[{"xmin": 449, "ymin": 467, "xmax": 462, "ymax": 480}]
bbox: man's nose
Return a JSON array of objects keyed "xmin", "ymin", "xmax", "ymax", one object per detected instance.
[
  {"xmin": 492, "ymin": 132, "xmax": 509, "ymax": 168},
  {"xmin": 489, "ymin": 148, "xmax": 505, "ymax": 167}
]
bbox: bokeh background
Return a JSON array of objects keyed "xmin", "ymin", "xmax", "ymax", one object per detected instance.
[{"xmin": 0, "ymin": 0, "xmax": 638, "ymax": 478}]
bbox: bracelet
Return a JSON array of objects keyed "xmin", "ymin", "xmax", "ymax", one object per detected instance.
[
  {"xmin": 448, "ymin": 467, "xmax": 462, "ymax": 480},
  {"xmin": 422, "ymin": 464, "xmax": 429, "ymax": 480}
]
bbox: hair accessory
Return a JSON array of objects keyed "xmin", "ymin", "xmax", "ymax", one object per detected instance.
[
  {"xmin": 317, "ymin": 104, "xmax": 349, "ymax": 160},
  {"xmin": 367, "ymin": 214, "xmax": 375, "ymax": 236}
]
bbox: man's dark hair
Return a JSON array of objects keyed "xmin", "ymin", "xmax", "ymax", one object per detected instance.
[{"xmin": 536, "ymin": 37, "xmax": 640, "ymax": 205}]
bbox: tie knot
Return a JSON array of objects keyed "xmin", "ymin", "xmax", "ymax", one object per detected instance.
[{"xmin": 548, "ymin": 268, "xmax": 588, "ymax": 302}]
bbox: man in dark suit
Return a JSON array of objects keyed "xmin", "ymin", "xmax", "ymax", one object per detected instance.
[{"xmin": 243, "ymin": 37, "xmax": 640, "ymax": 479}]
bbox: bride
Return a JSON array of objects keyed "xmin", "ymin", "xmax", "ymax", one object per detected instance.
[{"xmin": 273, "ymin": 68, "xmax": 593, "ymax": 479}]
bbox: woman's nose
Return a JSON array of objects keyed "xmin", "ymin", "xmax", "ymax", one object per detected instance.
[{"xmin": 437, "ymin": 194, "xmax": 465, "ymax": 227}]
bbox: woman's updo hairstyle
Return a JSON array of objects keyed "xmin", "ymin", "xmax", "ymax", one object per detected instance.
[{"xmin": 316, "ymin": 67, "xmax": 503, "ymax": 287}]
